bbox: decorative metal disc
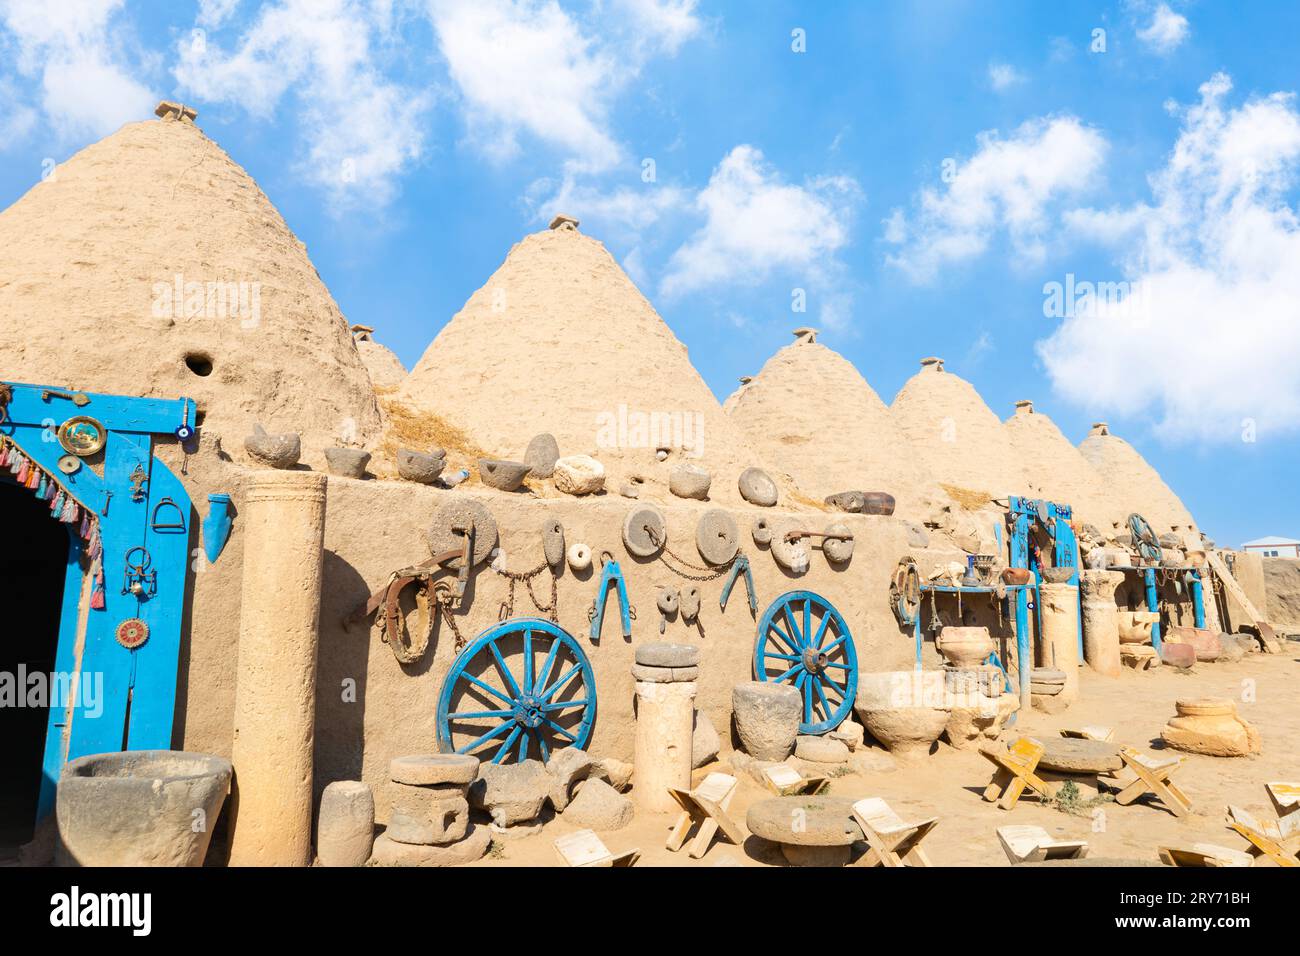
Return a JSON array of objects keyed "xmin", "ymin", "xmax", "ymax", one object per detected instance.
[
  {"xmin": 57, "ymin": 454, "xmax": 82, "ymax": 475},
  {"xmin": 57, "ymin": 415, "xmax": 107, "ymax": 457},
  {"xmin": 115, "ymin": 618, "xmax": 150, "ymax": 649}
]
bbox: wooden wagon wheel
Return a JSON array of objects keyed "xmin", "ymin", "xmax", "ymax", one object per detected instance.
[
  {"xmin": 436, "ymin": 617, "xmax": 596, "ymax": 764},
  {"xmin": 754, "ymin": 590, "xmax": 858, "ymax": 735}
]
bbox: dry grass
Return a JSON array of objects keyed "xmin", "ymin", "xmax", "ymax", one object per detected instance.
[
  {"xmin": 783, "ymin": 484, "xmax": 830, "ymax": 512},
  {"xmin": 379, "ymin": 398, "xmax": 494, "ymax": 472},
  {"xmin": 940, "ymin": 483, "xmax": 993, "ymax": 511}
]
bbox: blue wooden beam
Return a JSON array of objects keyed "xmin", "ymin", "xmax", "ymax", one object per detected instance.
[{"xmin": 2, "ymin": 381, "xmax": 193, "ymax": 435}]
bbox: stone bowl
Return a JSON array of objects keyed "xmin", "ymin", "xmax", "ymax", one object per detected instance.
[
  {"xmin": 935, "ymin": 626, "xmax": 994, "ymax": 668},
  {"xmin": 323, "ymin": 447, "xmax": 370, "ymax": 479},
  {"xmin": 244, "ymin": 428, "xmax": 300, "ymax": 469},
  {"xmin": 1040, "ymin": 567, "xmax": 1075, "ymax": 583},
  {"xmin": 478, "ymin": 458, "xmax": 531, "ymax": 492},
  {"xmin": 855, "ymin": 671, "xmax": 950, "ymax": 763},
  {"xmin": 56, "ymin": 750, "xmax": 232, "ymax": 866},
  {"xmin": 732, "ymin": 681, "xmax": 801, "ymax": 760},
  {"xmin": 398, "ymin": 448, "xmax": 446, "ymax": 484}
]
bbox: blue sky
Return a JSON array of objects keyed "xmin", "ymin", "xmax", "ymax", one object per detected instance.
[{"xmin": 2, "ymin": 1, "xmax": 1298, "ymax": 547}]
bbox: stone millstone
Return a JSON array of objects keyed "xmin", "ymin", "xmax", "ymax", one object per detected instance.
[
  {"xmin": 738, "ymin": 467, "xmax": 778, "ymax": 507},
  {"xmin": 752, "ymin": 517, "xmax": 773, "ymax": 546},
  {"xmin": 631, "ymin": 663, "xmax": 699, "ymax": 683},
  {"xmin": 371, "ymin": 826, "xmax": 490, "ymax": 867},
  {"xmin": 622, "ymin": 504, "xmax": 667, "ymax": 558},
  {"xmin": 426, "ymin": 499, "xmax": 498, "ymax": 566},
  {"xmin": 390, "ymin": 754, "xmax": 480, "ymax": 787},
  {"xmin": 524, "ymin": 433, "xmax": 559, "ymax": 478},
  {"xmin": 822, "ymin": 523, "xmax": 854, "ymax": 563},
  {"xmin": 769, "ymin": 519, "xmax": 810, "ymax": 574},
  {"xmin": 478, "ymin": 458, "xmax": 531, "ymax": 491},
  {"xmin": 746, "ymin": 796, "xmax": 862, "ymax": 847},
  {"xmin": 562, "ymin": 777, "xmax": 634, "ymax": 830},
  {"xmin": 695, "ymin": 509, "xmax": 740, "ymax": 565},
  {"xmin": 542, "ymin": 519, "xmax": 565, "ymax": 567},
  {"xmin": 636, "ymin": 642, "xmax": 700, "ymax": 668},
  {"xmin": 316, "ymin": 781, "xmax": 375, "ymax": 867},
  {"xmin": 669, "ymin": 463, "xmax": 712, "ymax": 500},
  {"xmin": 656, "ymin": 587, "xmax": 679, "ymax": 615},
  {"xmin": 794, "ymin": 734, "xmax": 851, "ymax": 763},
  {"xmin": 1037, "ymin": 737, "xmax": 1123, "ymax": 773}
]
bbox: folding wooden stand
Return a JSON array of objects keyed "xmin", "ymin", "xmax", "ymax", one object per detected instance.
[
  {"xmin": 1114, "ymin": 748, "xmax": 1191, "ymax": 818},
  {"xmin": 979, "ymin": 737, "xmax": 1057, "ymax": 810},
  {"xmin": 1158, "ymin": 843, "xmax": 1253, "ymax": 868},
  {"xmin": 761, "ymin": 763, "xmax": 829, "ymax": 797},
  {"xmin": 852, "ymin": 797, "xmax": 937, "ymax": 867},
  {"xmin": 1227, "ymin": 805, "xmax": 1300, "ymax": 867},
  {"xmin": 554, "ymin": 829, "xmax": 640, "ymax": 867},
  {"xmin": 997, "ymin": 824, "xmax": 1088, "ymax": 863},
  {"xmin": 666, "ymin": 772, "xmax": 745, "ymax": 860},
  {"xmin": 1061, "ymin": 726, "xmax": 1114, "ymax": 742}
]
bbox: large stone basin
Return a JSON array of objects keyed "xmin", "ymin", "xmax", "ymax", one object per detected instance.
[
  {"xmin": 56, "ymin": 750, "xmax": 233, "ymax": 866},
  {"xmin": 854, "ymin": 671, "xmax": 950, "ymax": 763}
]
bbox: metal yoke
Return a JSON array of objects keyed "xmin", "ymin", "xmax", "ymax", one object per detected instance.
[
  {"xmin": 719, "ymin": 551, "xmax": 757, "ymax": 615},
  {"xmin": 589, "ymin": 551, "xmax": 633, "ymax": 642}
]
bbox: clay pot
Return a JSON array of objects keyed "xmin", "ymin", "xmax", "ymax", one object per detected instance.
[
  {"xmin": 1001, "ymin": 567, "xmax": 1032, "ymax": 585},
  {"xmin": 854, "ymin": 671, "xmax": 949, "ymax": 763},
  {"xmin": 1116, "ymin": 610, "xmax": 1160, "ymax": 645},
  {"xmin": 935, "ymin": 626, "xmax": 994, "ymax": 668},
  {"xmin": 56, "ymin": 751, "xmax": 232, "ymax": 866}
]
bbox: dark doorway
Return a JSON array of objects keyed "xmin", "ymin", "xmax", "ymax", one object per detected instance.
[{"xmin": 0, "ymin": 477, "xmax": 69, "ymax": 854}]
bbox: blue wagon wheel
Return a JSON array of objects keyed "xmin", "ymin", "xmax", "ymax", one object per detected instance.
[
  {"xmin": 437, "ymin": 617, "xmax": 596, "ymax": 764},
  {"xmin": 754, "ymin": 590, "xmax": 858, "ymax": 735}
]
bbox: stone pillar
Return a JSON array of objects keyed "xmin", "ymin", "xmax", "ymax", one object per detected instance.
[
  {"xmin": 1080, "ymin": 570, "xmax": 1124, "ymax": 678},
  {"xmin": 633, "ymin": 680, "xmax": 697, "ymax": 813},
  {"xmin": 1038, "ymin": 583, "xmax": 1080, "ymax": 703},
  {"xmin": 228, "ymin": 472, "xmax": 327, "ymax": 866}
]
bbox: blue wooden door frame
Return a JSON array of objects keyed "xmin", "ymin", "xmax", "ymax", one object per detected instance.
[
  {"xmin": 1, "ymin": 381, "xmax": 194, "ymax": 822},
  {"xmin": 1007, "ymin": 496, "xmax": 1081, "ymax": 706}
]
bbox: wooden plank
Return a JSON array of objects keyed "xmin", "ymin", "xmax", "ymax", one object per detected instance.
[
  {"xmin": 554, "ymin": 829, "xmax": 613, "ymax": 867},
  {"xmin": 1205, "ymin": 551, "xmax": 1276, "ymax": 642}
]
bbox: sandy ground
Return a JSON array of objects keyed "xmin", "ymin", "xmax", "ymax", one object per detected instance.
[{"xmin": 467, "ymin": 650, "xmax": 1299, "ymax": 867}]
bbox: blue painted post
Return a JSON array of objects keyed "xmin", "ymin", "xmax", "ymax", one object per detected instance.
[
  {"xmin": 1190, "ymin": 571, "xmax": 1206, "ymax": 629},
  {"xmin": 1144, "ymin": 568, "xmax": 1162, "ymax": 652},
  {"xmin": 1010, "ymin": 513, "xmax": 1032, "ymax": 707}
]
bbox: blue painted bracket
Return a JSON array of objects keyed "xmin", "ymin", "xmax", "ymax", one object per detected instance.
[{"xmin": 589, "ymin": 554, "xmax": 632, "ymax": 642}]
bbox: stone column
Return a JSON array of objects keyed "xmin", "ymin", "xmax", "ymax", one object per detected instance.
[
  {"xmin": 632, "ymin": 679, "xmax": 697, "ymax": 813},
  {"xmin": 1038, "ymin": 583, "xmax": 1081, "ymax": 703},
  {"xmin": 227, "ymin": 472, "xmax": 327, "ymax": 866},
  {"xmin": 1080, "ymin": 570, "xmax": 1125, "ymax": 678}
]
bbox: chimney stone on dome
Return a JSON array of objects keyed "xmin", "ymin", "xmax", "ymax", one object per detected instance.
[
  {"xmin": 792, "ymin": 327, "xmax": 817, "ymax": 344},
  {"xmin": 548, "ymin": 214, "xmax": 580, "ymax": 232},
  {"xmin": 1014, "ymin": 399, "xmax": 1034, "ymax": 414},
  {"xmin": 155, "ymin": 101, "xmax": 198, "ymax": 124},
  {"xmin": 919, "ymin": 356, "xmax": 944, "ymax": 371}
]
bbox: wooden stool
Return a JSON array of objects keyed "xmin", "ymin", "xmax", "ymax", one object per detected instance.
[
  {"xmin": 554, "ymin": 829, "xmax": 639, "ymax": 867},
  {"xmin": 761, "ymin": 763, "xmax": 829, "ymax": 796},
  {"xmin": 852, "ymin": 797, "xmax": 937, "ymax": 867},
  {"xmin": 979, "ymin": 737, "xmax": 1057, "ymax": 810},
  {"xmin": 666, "ymin": 772, "xmax": 745, "ymax": 859},
  {"xmin": 997, "ymin": 824, "xmax": 1088, "ymax": 863},
  {"xmin": 1227, "ymin": 805, "xmax": 1300, "ymax": 867},
  {"xmin": 1159, "ymin": 843, "xmax": 1254, "ymax": 868},
  {"xmin": 1114, "ymin": 748, "xmax": 1191, "ymax": 818},
  {"xmin": 1061, "ymin": 726, "xmax": 1114, "ymax": 742}
]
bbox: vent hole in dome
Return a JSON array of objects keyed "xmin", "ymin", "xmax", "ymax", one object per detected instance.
[{"xmin": 185, "ymin": 352, "xmax": 214, "ymax": 377}]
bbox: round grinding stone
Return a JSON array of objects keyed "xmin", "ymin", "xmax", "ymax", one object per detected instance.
[
  {"xmin": 427, "ymin": 499, "xmax": 498, "ymax": 566},
  {"xmin": 822, "ymin": 522, "xmax": 854, "ymax": 563},
  {"xmin": 635, "ymin": 642, "xmax": 700, "ymax": 668},
  {"xmin": 623, "ymin": 504, "xmax": 667, "ymax": 558},
  {"xmin": 695, "ymin": 509, "xmax": 740, "ymax": 565}
]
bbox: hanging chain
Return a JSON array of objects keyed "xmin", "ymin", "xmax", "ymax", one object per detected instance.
[
  {"xmin": 494, "ymin": 559, "xmax": 558, "ymax": 622},
  {"xmin": 434, "ymin": 583, "xmax": 468, "ymax": 650},
  {"xmin": 643, "ymin": 525, "xmax": 733, "ymax": 581}
]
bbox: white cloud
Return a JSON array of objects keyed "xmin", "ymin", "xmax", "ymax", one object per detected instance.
[
  {"xmin": 885, "ymin": 115, "xmax": 1108, "ymax": 282},
  {"xmin": 1038, "ymin": 73, "xmax": 1300, "ymax": 442},
  {"xmin": 174, "ymin": 0, "xmax": 428, "ymax": 209},
  {"xmin": 1136, "ymin": 3, "xmax": 1189, "ymax": 54},
  {"xmin": 530, "ymin": 174, "xmax": 689, "ymax": 235},
  {"xmin": 196, "ymin": 0, "xmax": 241, "ymax": 29},
  {"xmin": 0, "ymin": 0, "xmax": 156, "ymax": 140},
  {"xmin": 427, "ymin": 0, "xmax": 701, "ymax": 173},
  {"xmin": 988, "ymin": 62, "xmax": 1024, "ymax": 92},
  {"xmin": 660, "ymin": 145, "xmax": 861, "ymax": 328}
]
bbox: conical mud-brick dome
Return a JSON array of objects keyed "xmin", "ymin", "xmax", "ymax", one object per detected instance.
[
  {"xmin": 1002, "ymin": 400, "xmax": 1115, "ymax": 525},
  {"xmin": 728, "ymin": 336, "xmax": 938, "ymax": 516},
  {"xmin": 891, "ymin": 357, "xmax": 1030, "ymax": 505},
  {"xmin": 396, "ymin": 221, "xmax": 779, "ymax": 506},
  {"xmin": 351, "ymin": 325, "xmax": 407, "ymax": 391},
  {"xmin": 1078, "ymin": 423, "xmax": 1196, "ymax": 532},
  {"xmin": 0, "ymin": 108, "xmax": 381, "ymax": 463}
]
